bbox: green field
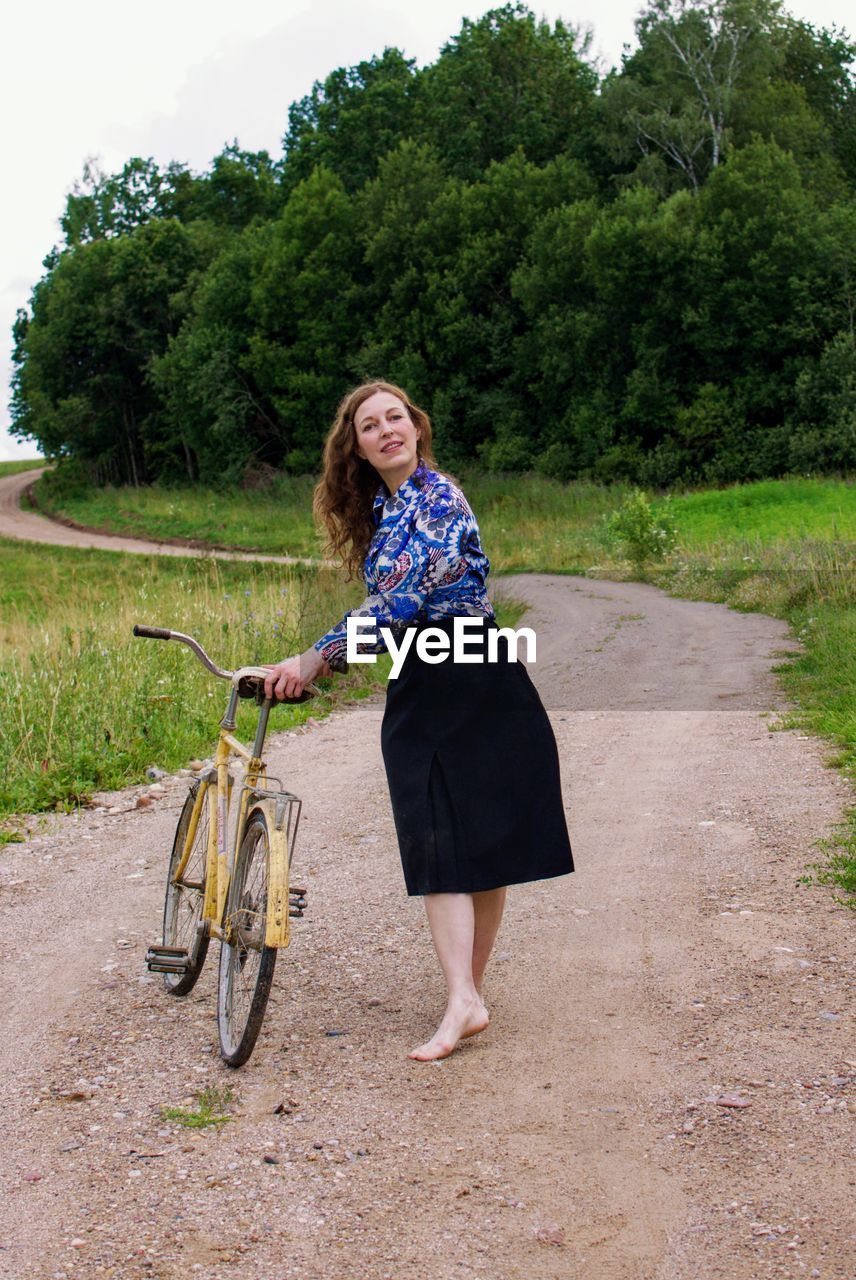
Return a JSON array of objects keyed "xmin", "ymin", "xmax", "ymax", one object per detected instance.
[
  {"xmin": 35, "ymin": 470, "xmax": 856, "ymax": 568},
  {"xmin": 34, "ymin": 470, "xmax": 322, "ymax": 557},
  {"xmin": 0, "ymin": 458, "xmax": 43, "ymax": 478},
  {"xmin": 7, "ymin": 470, "xmax": 856, "ymax": 905}
]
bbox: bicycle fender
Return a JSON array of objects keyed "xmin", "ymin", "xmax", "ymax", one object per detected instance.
[{"xmin": 265, "ymin": 811, "xmax": 291, "ymax": 949}]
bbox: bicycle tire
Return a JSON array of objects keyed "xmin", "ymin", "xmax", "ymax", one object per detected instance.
[
  {"xmin": 217, "ymin": 808, "xmax": 276, "ymax": 1067},
  {"xmin": 161, "ymin": 784, "xmax": 211, "ymax": 996}
]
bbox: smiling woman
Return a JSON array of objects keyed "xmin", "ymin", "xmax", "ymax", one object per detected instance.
[{"xmin": 262, "ymin": 380, "xmax": 574, "ymax": 1063}]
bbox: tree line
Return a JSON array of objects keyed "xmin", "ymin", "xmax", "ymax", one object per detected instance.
[{"xmin": 11, "ymin": 0, "xmax": 856, "ymax": 488}]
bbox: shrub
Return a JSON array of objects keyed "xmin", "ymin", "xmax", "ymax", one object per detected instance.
[{"xmin": 603, "ymin": 487, "xmax": 677, "ymax": 570}]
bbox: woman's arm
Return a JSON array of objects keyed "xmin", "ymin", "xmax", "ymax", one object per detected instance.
[{"xmin": 311, "ymin": 492, "xmax": 473, "ymax": 672}]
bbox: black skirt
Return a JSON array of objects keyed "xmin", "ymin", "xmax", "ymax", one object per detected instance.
[{"xmin": 380, "ymin": 616, "xmax": 574, "ymax": 895}]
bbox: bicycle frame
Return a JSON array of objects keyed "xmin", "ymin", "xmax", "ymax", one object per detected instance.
[{"xmin": 172, "ymin": 685, "xmax": 298, "ymax": 949}]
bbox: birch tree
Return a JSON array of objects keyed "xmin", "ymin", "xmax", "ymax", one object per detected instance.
[{"xmin": 609, "ymin": 0, "xmax": 782, "ymax": 192}]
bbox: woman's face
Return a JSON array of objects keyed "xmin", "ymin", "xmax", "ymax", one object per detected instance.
[{"xmin": 353, "ymin": 390, "xmax": 422, "ymax": 491}]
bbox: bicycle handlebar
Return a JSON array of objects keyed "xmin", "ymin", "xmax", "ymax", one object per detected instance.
[
  {"xmin": 132, "ymin": 624, "xmax": 320, "ymax": 702},
  {"xmin": 133, "ymin": 625, "xmax": 233, "ymax": 679},
  {"xmin": 132, "ymin": 625, "xmax": 172, "ymax": 641}
]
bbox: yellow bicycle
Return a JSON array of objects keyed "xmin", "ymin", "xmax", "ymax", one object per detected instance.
[{"xmin": 133, "ymin": 624, "xmax": 318, "ymax": 1067}]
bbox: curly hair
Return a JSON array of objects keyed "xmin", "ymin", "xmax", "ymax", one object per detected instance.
[{"xmin": 313, "ymin": 381, "xmax": 444, "ymax": 580}]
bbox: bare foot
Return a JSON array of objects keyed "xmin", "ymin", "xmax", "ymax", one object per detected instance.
[{"xmin": 407, "ymin": 995, "xmax": 490, "ymax": 1061}]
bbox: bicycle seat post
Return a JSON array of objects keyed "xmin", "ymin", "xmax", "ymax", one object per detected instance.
[{"xmin": 251, "ymin": 698, "xmax": 273, "ymax": 761}]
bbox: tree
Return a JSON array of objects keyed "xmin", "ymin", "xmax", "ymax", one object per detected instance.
[
  {"xmin": 244, "ymin": 167, "xmax": 364, "ymax": 470},
  {"xmin": 283, "ymin": 48, "xmax": 417, "ymax": 193},
  {"xmin": 415, "ymin": 4, "xmax": 599, "ymax": 182},
  {"xmin": 61, "ymin": 156, "xmax": 190, "ymax": 246},
  {"xmin": 603, "ymin": 0, "xmax": 782, "ymax": 193},
  {"xmin": 12, "ymin": 220, "xmax": 211, "ymax": 483}
]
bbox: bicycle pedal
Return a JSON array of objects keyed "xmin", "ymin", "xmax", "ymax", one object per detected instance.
[
  {"xmin": 288, "ymin": 887, "xmax": 308, "ymax": 918},
  {"xmin": 146, "ymin": 945, "xmax": 191, "ymax": 974}
]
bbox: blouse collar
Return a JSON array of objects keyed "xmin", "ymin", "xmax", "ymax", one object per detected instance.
[{"xmin": 372, "ymin": 457, "xmax": 433, "ymax": 522}]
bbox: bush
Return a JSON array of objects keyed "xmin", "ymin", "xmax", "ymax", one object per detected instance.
[{"xmin": 603, "ymin": 487, "xmax": 677, "ymax": 570}]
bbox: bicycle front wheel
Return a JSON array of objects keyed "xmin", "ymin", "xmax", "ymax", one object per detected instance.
[
  {"xmin": 162, "ymin": 785, "xmax": 211, "ymax": 995},
  {"xmin": 217, "ymin": 809, "xmax": 276, "ymax": 1067}
]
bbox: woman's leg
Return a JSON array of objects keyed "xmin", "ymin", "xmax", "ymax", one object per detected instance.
[
  {"xmin": 471, "ymin": 886, "xmax": 507, "ymax": 993},
  {"xmin": 408, "ymin": 893, "xmax": 489, "ymax": 1061}
]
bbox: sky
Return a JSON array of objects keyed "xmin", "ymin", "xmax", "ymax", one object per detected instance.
[{"xmin": 1, "ymin": 0, "xmax": 851, "ymax": 461}]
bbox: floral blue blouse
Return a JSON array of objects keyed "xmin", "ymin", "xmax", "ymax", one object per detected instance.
[{"xmin": 313, "ymin": 459, "xmax": 496, "ymax": 670}]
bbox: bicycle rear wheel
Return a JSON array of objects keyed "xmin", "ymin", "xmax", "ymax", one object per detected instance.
[
  {"xmin": 162, "ymin": 784, "xmax": 211, "ymax": 995},
  {"xmin": 217, "ymin": 809, "xmax": 276, "ymax": 1067}
]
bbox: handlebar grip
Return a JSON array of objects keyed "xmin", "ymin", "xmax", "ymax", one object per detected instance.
[{"xmin": 133, "ymin": 625, "xmax": 172, "ymax": 640}]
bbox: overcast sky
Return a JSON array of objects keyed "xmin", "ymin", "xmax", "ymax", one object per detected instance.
[{"xmin": 1, "ymin": 0, "xmax": 850, "ymax": 460}]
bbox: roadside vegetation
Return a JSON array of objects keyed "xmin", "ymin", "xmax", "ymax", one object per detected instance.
[
  {"xmin": 0, "ymin": 543, "xmax": 381, "ymax": 819},
  {"xmin": 0, "ymin": 458, "xmax": 42, "ymax": 478}
]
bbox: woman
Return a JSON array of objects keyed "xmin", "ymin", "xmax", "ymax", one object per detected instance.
[{"xmin": 263, "ymin": 381, "xmax": 574, "ymax": 1061}]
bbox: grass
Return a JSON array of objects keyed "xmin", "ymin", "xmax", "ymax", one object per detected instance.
[
  {"xmin": 652, "ymin": 477, "xmax": 856, "ymax": 547},
  {"xmin": 0, "ymin": 458, "xmax": 43, "ymax": 478},
  {"xmin": 34, "ymin": 466, "xmax": 630, "ymax": 568},
  {"xmin": 35, "ymin": 471, "xmax": 321, "ymax": 557},
  {"xmin": 0, "ymin": 542, "xmax": 374, "ymax": 818},
  {"xmin": 161, "ymin": 1086, "xmax": 233, "ymax": 1129}
]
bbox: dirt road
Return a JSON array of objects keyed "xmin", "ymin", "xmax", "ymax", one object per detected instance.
[{"xmin": 0, "ymin": 567, "xmax": 853, "ymax": 1280}]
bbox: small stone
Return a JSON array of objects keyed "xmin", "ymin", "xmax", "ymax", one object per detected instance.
[
  {"xmin": 263, "ymin": 1155, "xmax": 278, "ymax": 1165},
  {"xmin": 709, "ymin": 1093, "xmax": 751, "ymax": 1108},
  {"xmin": 535, "ymin": 1225, "xmax": 565, "ymax": 1246},
  {"xmin": 23, "ymin": 1172, "xmax": 43, "ymax": 1183},
  {"xmin": 366, "ymin": 998, "xmax": 382, "ymax": 1008},
  {"xmin": 134, "ymin": 795, "xmax": 153, "ymax": 810},
  {"xmin": 147, "ymin": 784, "xmax": 166, "ymax": 798},
  {"xmin": 145, "ymin": 766, "xmax": 167, "ymax": 781}
]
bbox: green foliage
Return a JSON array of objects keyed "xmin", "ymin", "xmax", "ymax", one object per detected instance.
[
  {"xmin": 284, "ymin": 48, "xmax": 418, "ymax": 192},
  {"xmin": 414, "ymin": 3, "xmax": 599, "ymax": 180},
  {"xmin": 604, "ymin": 487, "xmax": 678, "ymax": 569},
  {"xmin": 161, "ymin": 1087, "xmax": 234, "ymax": 1128}
]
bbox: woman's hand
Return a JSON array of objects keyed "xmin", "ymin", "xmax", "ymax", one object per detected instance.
[{"xmin": 262, "ymin": 646, "xmax": 330, "ymax": 701}]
